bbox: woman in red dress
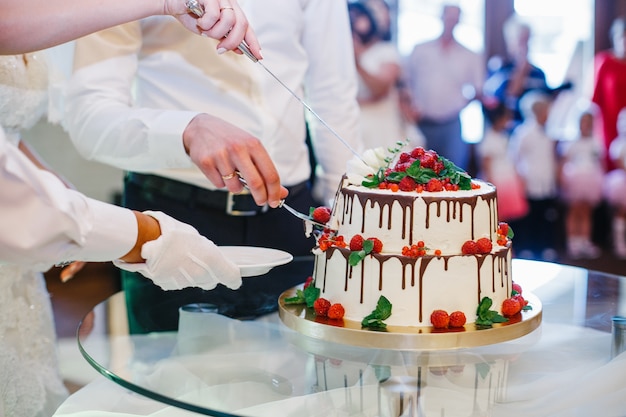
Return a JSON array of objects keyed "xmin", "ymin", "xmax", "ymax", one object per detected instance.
[{"xmin": 592, "ymin": 17, "xmax": 626, "ymax": 170}]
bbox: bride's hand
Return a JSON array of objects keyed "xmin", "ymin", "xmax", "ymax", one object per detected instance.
[{"xmin": 166, "ymin": 0, "xmax": 262, "ymax": 59}]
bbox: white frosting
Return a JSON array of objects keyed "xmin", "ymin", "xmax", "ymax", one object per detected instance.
[{"xmin": 313, "ymin": 176, "xmax": 513, "ymax": 327}]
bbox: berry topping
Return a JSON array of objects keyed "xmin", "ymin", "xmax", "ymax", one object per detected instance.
[
  {"xmin": 461, "ymin": 240, "xmax": 478, "ymax": 255},
  {"xmin": 327, "ymin": 303, "xmax": 345, "ymax": 320},
  {"xmin": 303, "ymin": 276, "xmax": 314, "ymax": 289},
  {"xmin": 476, "ymin": 237, "xmax": 493, "ymax": 254},
  {"xmin": 367, "ymin": 237, "xmax": 383, "ymax": 254},
  {"xmin": 313, "ymin": 297, "xmax": 331, "ymax": 317},
  {"xmin": 512, "ymin": 282, "xmax": 523, "ymax": 295},
  {"xmin": 398, "ymin": 176, "xmax": 417, "ymax": 191},
  {"xmin": 425, "ymin": 178, "xmax": 444, "ymax": 192},
  {"xmin": 311, "ymin": 206, "xmax": 331, "ymax": 224},
  {"xmin": 449, "ymin": 311, "xmax": 467, "ymax": 328},
  {"xmin": 501, "ymin": 298, "xmax": 522, "ymax": 317},
  {"xmin": 430, "ymin": 309, "xmax": 450, "ymax": 329},
  {"xmin": 349, "ymin": 234, "xmax": 364, "ymax": 251}
]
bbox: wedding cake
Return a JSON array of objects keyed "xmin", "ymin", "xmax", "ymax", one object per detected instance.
[{"xmin": 298, "ymin": 145, "xmax": 527, "ymax": 330}]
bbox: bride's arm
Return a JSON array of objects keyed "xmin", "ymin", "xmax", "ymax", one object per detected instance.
[{"xmin": 0, "ymin": 0, "xmax": 260, "ymax": 58}]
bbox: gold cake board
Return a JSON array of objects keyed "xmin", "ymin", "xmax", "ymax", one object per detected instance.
[{"xmin": 278, "ymin": 287, "xmax": 542, "ymax": 351}]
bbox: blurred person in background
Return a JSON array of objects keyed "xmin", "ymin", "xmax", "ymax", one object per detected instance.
[
  {"xmin": 557, "ymin": 105, "xmax": 605, "ymax": 259},
  {"xmin": 349, "ymin": 1, "xmax": 421, "ymax": 150},
  {"xmin": 592, "ymin": 17, "xmax": 626, "ymax": 170},
  {"xmin": 401, "ymin": 3, "xmax": 483, "ymax": 171},
  {"xmin": 484, "ymin": 16, "xmax": 572, "ymax": 131},
  {"xmin": 509, "ymin": 92, "xmax": 559, "ymax": 261},
  {"xmin": 604, "ymin": 108, "xmax": 626, "ymax": 259}
]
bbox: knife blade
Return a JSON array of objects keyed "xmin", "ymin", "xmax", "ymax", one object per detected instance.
[{"xmin": 186, "ymin": 0, "xmax": 365, "ymax": 163}]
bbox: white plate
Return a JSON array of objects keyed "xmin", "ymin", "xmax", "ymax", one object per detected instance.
[{"xmin": 219, "ymin": 246, "xmax": 293, "ymax": 277}]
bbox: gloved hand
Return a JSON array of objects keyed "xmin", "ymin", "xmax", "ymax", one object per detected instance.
[{"xmin": 113, "ymin": 211, "xmax": 241, "ymax": 291}]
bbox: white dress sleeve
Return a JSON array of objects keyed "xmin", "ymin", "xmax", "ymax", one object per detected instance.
[{"xmin": 0, "ymin": 129, "xmax": 137, "ymax": 271}]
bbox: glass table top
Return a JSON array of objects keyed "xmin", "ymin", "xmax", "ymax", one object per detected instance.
[{"xmin": 76, "ymin": 259, "xmax": 626, "ymax": 416}]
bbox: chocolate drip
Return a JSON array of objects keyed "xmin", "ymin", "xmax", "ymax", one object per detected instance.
[
  {"xmin": 422, "ymin": 195, "xmax": 480, "ymax": 240},
  {"xmin": 475, "ymin": 255, "xmax": 488, "ymax": 304}
]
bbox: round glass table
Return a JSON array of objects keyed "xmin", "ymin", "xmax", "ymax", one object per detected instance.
[{"xmin": 71, "ymin": 260, "xmax": 626, "ymax": 417}]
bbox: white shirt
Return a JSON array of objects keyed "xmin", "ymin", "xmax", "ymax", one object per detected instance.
[
  {"xmin": 0, "ymin": 127, "xmax": 136, "ymax": 270},
  {"xmin": 63, "ymin": 0, "xmax": 361, "ymax": 203},
  {"xmin": 510, "ymin": 121, "xmax": 558, "ymax": 199},
  {"xmin": 404, "ymin": 39, "xmax": 483, "ymax": 121}
]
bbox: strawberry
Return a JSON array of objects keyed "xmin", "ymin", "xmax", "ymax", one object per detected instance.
[
  {"xmin": 498, "ymin": 222, "xmax": 509, "ymax": 237},
  {"xmin": 398, "ymin": 176, "xmax": 417, "ymax": 192},
  {"xmin": 327, "ymin": 303, "xmax": 345, "ymax": 320},
  {"xmin": 512, "ymin": 294, "xmax": 528, "ymax": 308},
  {"xmin": 313, "ymin": 297, "xmax": 331, "ymax": 317},
  {"xmin": 398, "ymin": 152, "xmax": 412, "ymax": 163},
  {"xmin": 461, "ymin": 240, "xmax": 478, "ymax": 255},
  {"xmin": 303, "ymin": 276, "xmax": 314, "ymax": 289},
  {"xmin": 367, "ymin": 237, "xmax": 383, "ymax": 253},
  {"xmin": 512, "ymin": 282, "xmax": 523, "ymax": 295},
  {"xmin": 501, "ymin": 298, "xmax": 522, "ymax": 317},
  {"xmin": 476, "ymin": 237, "xmax": 493, "ymax": 254},
  {"xmin": 312, "ymin": 206, "xmax": 331, "ymax": 224},
  {"xmin": 449, "ymin": 311, "xmax": 467, "ymax": 328},
  {"xmin": 430, "ymin": 309, "xmax": 450, "ymax": 329},
  {"xmin": 425, "ymin": 178, "xmax": 444, "ymax": 192},
  {"xmin": 349, "ymin": 234, "xmax": 364, "ymax": 251}
]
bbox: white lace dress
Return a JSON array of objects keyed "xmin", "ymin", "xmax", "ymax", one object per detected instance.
[{"xmin": 0, "ymin": 54, "xmax": 69, "ymax": 417}]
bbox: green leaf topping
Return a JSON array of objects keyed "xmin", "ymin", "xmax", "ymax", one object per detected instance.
[
  {"xmin": 284, "ymin": 285, "xmax": 320, "ymax": 308},
  {"xmin": 348, "ymin": 239, "xmax": 375, "ymax": 266},
  {"xmin": 361, "ymin": 295, "xmax": 392, "ymax": 329},
  {"xmin": 475, "ymin": 297, "xmax": 508, "ymax": 327}
]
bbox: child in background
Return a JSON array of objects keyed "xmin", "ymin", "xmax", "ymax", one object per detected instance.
[
  {"xmin": 604, "ymin": 108, "xmax": 626, "ymax": 258},
  {"xmin": 478, "ymin": 99, "xmax": 528, "ymax": 222},
  {"xmin": 558, "ymin": 107, "xmax": 605, "ymax": 259},
  {"xmin": 509, "ymin": 92, "xmax": 559, "ymax": 260}
]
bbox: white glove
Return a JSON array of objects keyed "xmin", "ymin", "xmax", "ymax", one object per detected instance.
[{"xmin": 113, "ymin": 211, "xmax": 242, "ymax": 291}]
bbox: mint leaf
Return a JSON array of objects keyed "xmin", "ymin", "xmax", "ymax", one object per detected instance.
[
  {"xmin": 349, "ymin": 251, "xmax": 365, "ymax": 266},
  {"xmin": 303, "ymin": 286, "xmax": 320, "ymax": 308},
  {"xmin": 362, "ymin": 295, "xmax": 392, "ymax": 329},
  {"xmin": 284, "ymin": 289, "xmax": 306, "ymax": 305},
  {"xmin": 507, "ymin": 226, "xmax": 515, "ymax": 239},
  {"xmin": 475, "ymin": 297, "xmax": 508, "ymax": 327},
  {"xmin": 362, "ymin": 239, "xmax": 374, "ymax": 253}
]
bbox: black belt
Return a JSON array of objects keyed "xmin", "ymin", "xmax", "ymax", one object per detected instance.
[{"xmin": 126, "ymin": 172, "xmax": 308, "ymax": 216}]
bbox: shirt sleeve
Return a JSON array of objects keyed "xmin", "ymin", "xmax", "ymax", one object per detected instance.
[
  {"xmin": 302, "ymin": 0, "xmax": 362, "ymax": 204},
  {"xmin": 63, "ymin": 21, "xmax": 197, "ymax": 172},
  {"xmin": 0, "ymin": 133, "xmax": 137, "ymax": 271}
]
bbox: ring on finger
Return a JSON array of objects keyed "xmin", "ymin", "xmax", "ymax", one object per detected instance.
[
  {"xmin": 221, "ymin": 171, "xmax": 238, "ymax": 180},
  {"xmin": 220, "ymin": 6, "xmax": 234, "ymax": 11}
]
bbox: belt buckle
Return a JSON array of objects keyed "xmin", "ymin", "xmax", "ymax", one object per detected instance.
[{"xmin": 225, "ymin": 188, "xmax": 269, "ymax": 216}]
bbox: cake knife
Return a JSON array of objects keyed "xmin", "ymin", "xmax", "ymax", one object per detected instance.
[{"xmin": 186, "ymin": 0, "xmax": 365, "ymax": 163}]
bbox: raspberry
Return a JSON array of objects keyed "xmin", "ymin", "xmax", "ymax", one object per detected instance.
[
  {"xmin": 449, "ymin": 311, "xmax": 466, "ymax": 328},
  {"xmin": 512, "ymin": 282, "xmax": 523, "ymax": 295},
  {"xmin": 313, "ymin": 298, "xmax": 331, "ymax": 317},
  {"xmin": 398, "ymin": 152, "xmax": 412, "ymax": 163},
  {"xmin": 398, "ymin": 176, "xmax": 417, "ymax": 192},
  {"xmin": 476, "ymin": 237, "xmax": 493, "ymax": 254},
  {"xmin": 327, "ymin": 303, "xmax": 345, "ymax": 320},
  {"xmin": 425, "ymin": 178, "xmax": 444, "ymax": 192},
  {"xmin": 461, "ymin": 240, "xmax": 478, "ymax": 255},
  {"xmin": 349, "ymin": 234, "xmax": 364, "ymax": 251},
  {"xmin": 501, "ymin": 298, "xmax": 522, "ymax": 317},
  {"xmin": 410, "ymin": 147, "xmax": 426, "ymax": 159},
  {"xmin": 303, "ymin": 276, "xmax": 313, "ymax": 289},
  {"xmin": 430, "ymin": 309, "xmax": 450, "ymax": 329},
  {"xmin": 312, "ymin": 206, "xmax": 331, "ymax": 224},
  {"xmin": 367, "ymin": 237, "xmax": 383, "ymax": 253}
]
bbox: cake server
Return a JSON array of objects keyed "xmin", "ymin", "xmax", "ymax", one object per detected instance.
[
  {"xmin": 235, "ymin": 172, "xmax": 335, "ymax": 231},
  {"xmin": 185, "ymin": 0, "xmax": 365, "ymax": 163}
]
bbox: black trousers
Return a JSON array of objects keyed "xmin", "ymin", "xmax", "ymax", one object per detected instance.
[{"xmin": 121, "ymin": 173, "xmax": 318, "ymax": 333}]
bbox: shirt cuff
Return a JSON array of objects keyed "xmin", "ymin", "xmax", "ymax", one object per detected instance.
[
  {"xmin": 146, "ymin": 111, "xmax": 199, "ymax": 168},
  {"xmin": 79, "ymin": 197, "xmax": 138, "ymax": 261}
]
